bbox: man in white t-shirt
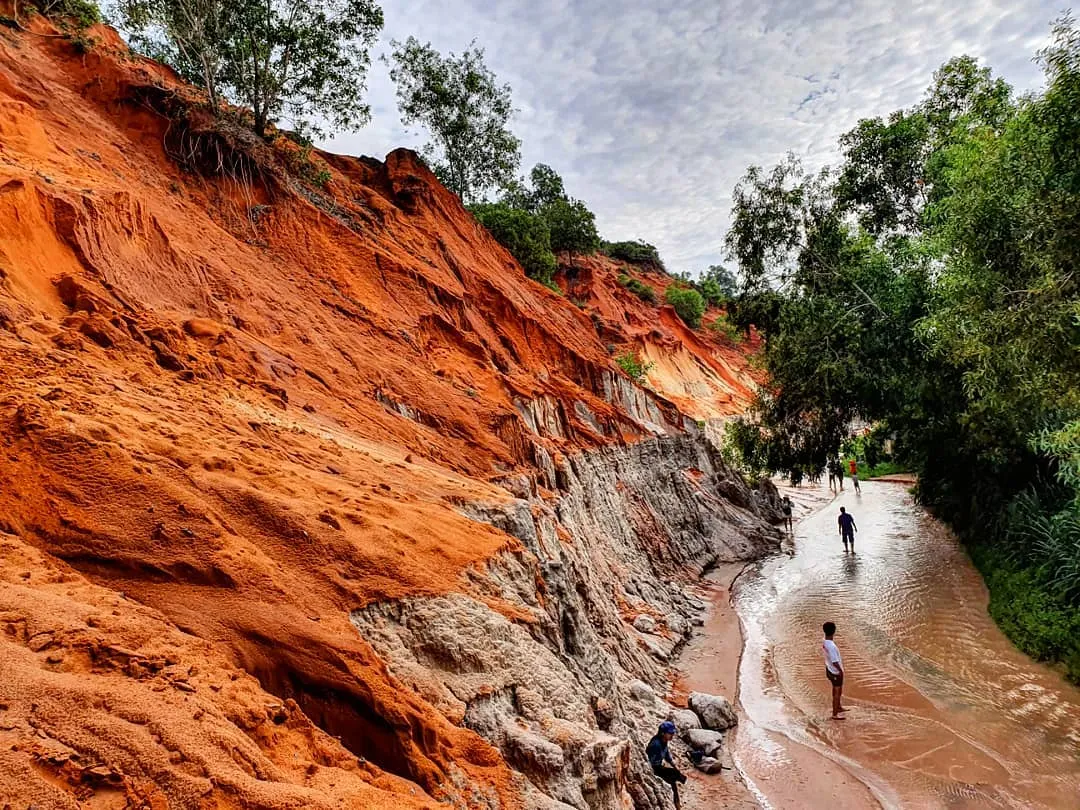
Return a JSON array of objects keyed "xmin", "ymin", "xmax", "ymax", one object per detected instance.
[{"xmin": 822, "ymin": 621, "xmax": 846, "ymax": 719}]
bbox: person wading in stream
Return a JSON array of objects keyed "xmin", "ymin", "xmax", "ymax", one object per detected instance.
[
  {"xmin": 838, "ymin": 506, "xmax": 857, "ymax": 552},
  {"xmin": 646, "ymin": 721, "xmax": 687, "ymax": 808},
  {"xmin": 782, "ymin": 495, "xmax": 793, "ymax": 533},
  {"xmin": 822, "ymin": 621, "xmax": 846, "ymax": 719},
  {"xmin": 849, "ymin": 458, "xmax": 861, "ymax": 494}
]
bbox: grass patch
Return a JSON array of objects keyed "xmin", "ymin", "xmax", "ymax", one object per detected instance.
[{"xmin": 968, "ymin": 543, "xmax": 1080, "ymax": 684}]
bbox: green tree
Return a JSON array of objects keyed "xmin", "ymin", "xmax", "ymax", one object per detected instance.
[
  {"xmin": 388, "ymin": 37, "xmax": 520, "ymax": 202},
  {"xmin": 499, "ymin": 164, "xmax": 600, "ymax": 256},
  {"xmin": 469, "ymin": 202, "xmax": 555, "ymax": 286},
  {"xmin": 117, "ymin": 0, "xmax": 383, "ymax": 137},
  {"xmin": 664, "ymin": 285, "xmax": 706, "ymax": 328}
]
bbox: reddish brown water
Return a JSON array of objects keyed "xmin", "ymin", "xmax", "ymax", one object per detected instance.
[{"xmin": 732, "ymin": 481, "xmax": 1080, "ymax": 809}]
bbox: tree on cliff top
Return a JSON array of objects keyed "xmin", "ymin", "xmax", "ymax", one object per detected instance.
[
  {"xmin": 503, "ymin": 164, "xmax": 601, "ymax": 256},
  {"xmin": 115, "ymin": 0, "xmax": 383, "ymax": 137},
  {"xmin": 388, "ymin": 36, "xmax": 520, "ymax": 203}
]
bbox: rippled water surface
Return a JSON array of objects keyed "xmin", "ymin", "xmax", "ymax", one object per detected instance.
[{"xmin": 733, "ymin": 482, "xmax": 1080, "ymax": 809}]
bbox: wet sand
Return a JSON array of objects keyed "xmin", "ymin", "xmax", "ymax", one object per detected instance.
[{"xmin": 729, "ymin": 481, "xmax": 1080, "ymax": 809}]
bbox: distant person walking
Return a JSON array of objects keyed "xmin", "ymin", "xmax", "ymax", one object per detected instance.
[
  {"xmin": 827, "ymin": 460, "xmax": 837, "ymax": 491},
  {"xmin": 646, "ymin": 721, "xmax": 687, "ymax": 808},
  {"xmin": 849, "ymin": 458, "xmax": 861, "ymax": 494},
  {"xmin": 822, "ymin": 621, "xmax": 846, "ymax": 719},
  {"xmin": 835, "ymin": 459, "xmax": 845, "ymax": 491},
  {"xmin": 782, "ymin": 495, "xmax": 793, "ymax": 533},
  {"xmin": 838, "ymin": 506, "xmax": 857, "ymax": 552}
]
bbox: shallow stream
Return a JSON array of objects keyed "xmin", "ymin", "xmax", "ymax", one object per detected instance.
[{"xmin": 731, "ymin": 481, "xmax": 1080, "ymax": 808}]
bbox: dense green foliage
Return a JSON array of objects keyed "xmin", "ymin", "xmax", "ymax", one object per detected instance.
[
  {"xmin": 664, "ymin": 284, "xmax": 706, "ymax": 328},
  {"xmin": 697, "ymin": 264, "xmax": 738, "ymax": 306},
  {"xmin": 502, "ymin": 164, "xmax": 600, "ymax": 255},
  {"xmin": 602, "ymin": 239, "xmax": 664, "ymax": 269},
  {"xmin": 617, "ymin": 274, "xmax": 657, "ymax": 304},
  {"xmin": 724, "ymin": 17, "xmax": 1080, "ymax": 679},
  {"xmin": 388, "ymin": 37, "xmax": 519, "ymax": 202},
  {"xmin": 469, "ymin": 164, "xmax": 601, "ymax": 285},
  {"xmin": 116, "ymin": 0, "xmax": 383, "ymax": 136},
  {"xmin": 469, "ymin": 202, "xmax": 556, "ymax": 285}
]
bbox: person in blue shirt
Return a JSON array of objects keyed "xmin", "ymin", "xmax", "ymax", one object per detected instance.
[
  {"xmin": 838, "ymin": 506, "xmax": 857, "ymax": 552},
  {"xmin": 646, "ymin": 721, "xmax": 687, "ymax": 808}
]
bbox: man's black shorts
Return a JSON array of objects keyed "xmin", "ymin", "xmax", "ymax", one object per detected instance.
[
  {"xmin": 842, "ymin": 530, "xmax": 854, "ymax": 543},
  {"xmin": 826, "ymin": 668, "xmax": 844, "ymax": 687}
]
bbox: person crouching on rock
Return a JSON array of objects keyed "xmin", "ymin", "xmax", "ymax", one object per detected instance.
[{"xmin": 646, "ymin": 721, "xmax": 687, "ymax": 808}]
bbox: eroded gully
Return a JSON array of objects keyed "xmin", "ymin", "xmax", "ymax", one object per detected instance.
[{"xmin": 681, "ymin": 480, "xmax": 1080, "ymax": 809}]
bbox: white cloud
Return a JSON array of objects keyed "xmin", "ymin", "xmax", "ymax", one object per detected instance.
[{"xmin": 321, "ymin": 0, "xmax": 1059, "ymax": 271}]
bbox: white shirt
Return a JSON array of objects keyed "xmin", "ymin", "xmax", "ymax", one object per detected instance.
[{"xmin": 822, "ymin": 639, "xmax": 843, "ymax": 674}]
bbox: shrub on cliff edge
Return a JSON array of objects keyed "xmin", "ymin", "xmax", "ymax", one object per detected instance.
[{"xmin": 665, "ymin": 285, "xmax": 706, "ymax": 328}]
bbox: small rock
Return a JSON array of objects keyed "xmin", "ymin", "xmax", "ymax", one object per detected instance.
[
  {"xmin": 689, "ymin": 692, "xmax": 738, "ymax": 731},
  {"xmin": 174, "ymin": 681, "xmax": 196, "ymax": 693},
  {"xmin": 633, "ymin": 615, "xmax": 657, "ymax": 633},
  {"xmin": 628, "ymin": 680, "xmax": 655, "ymax": 702},
  {"xmin": 27, "ymin": 633, "xmax": 54, "ymax": 652},
  {"xmin": 695, "ymin": 755, "xmax": 725, "ymax": 774},
  {"xmin": 685, "ymin": 728, "xmax": 723, "ymax": 756},
  {"xmin": 668, "ymin": 709, "xmax": 701, "ymax": 735}
]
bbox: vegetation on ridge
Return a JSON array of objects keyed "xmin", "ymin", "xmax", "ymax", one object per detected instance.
[{"xmin": 115, "ymin": 0, "xmax": 383, "ymax": 137}]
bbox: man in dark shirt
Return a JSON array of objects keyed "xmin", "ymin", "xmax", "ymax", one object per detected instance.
[
  {"xmin": 838, "ymin": 506, "xmax": 857, "ymax": 552},
  {"xmin": 646, "ymin": 721, "xmax": 687, "ymax": 807}
]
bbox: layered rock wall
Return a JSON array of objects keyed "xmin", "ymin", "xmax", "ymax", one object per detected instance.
[{"xmin": 354, "ymin": 435, "xmax": 781, "ymax": 809}]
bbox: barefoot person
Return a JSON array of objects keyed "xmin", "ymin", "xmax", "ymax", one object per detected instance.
[
  {"xmin": 646, "ymin": 721, "xmax": 687, "ymax": 808},
  {"xmin": 849, "ymin": 458, "xmax": 861, "ymax": 494},
  {"xmin": 822, "ymin": 621, "xmax": 846, "ymax": 719},
  {"xmin": 838, "ymin": 506, "xmax": 857, "ymax": 552},
  {"xmin": 782, "ymin": 495, "xmax": 793, "ymax": 533}
]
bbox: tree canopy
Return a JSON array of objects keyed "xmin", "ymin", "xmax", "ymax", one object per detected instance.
[
  {"xmin": 116, "ymin": 0, "xmax": 383, "ymax": 137},
  {"xmin": 388, "ymin": 37, "xmax": 520, "ymax": 202}
]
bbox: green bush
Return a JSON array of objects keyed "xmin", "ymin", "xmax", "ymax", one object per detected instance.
[
  {"xmin": 470, "ymin": 203, "xmax": 557, "ymax": 286},
  {"xmin": 971, "ymin": 543, "xmax": 1080, "ymax": 683},
  {"xmin": 708, "ymin": 314, "xmax": 742, "ymax": 343},
  {"xmin": 602, "ymin": 239, "xmax": 664, "ymax": 269},
  {"xmin": 615, "ymin": 351, "xmax": 653, "ymax": 382},
  {"xmin": 665, "ymin": 285, "xmax": 706, "ymax": 328},
  {"xmin": 617, "ymin": 273, "xmax": 657, "ymax": 304}
]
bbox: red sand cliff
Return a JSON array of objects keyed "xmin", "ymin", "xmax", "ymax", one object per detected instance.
[{"xmin": 0, "ymin": 16, "xmax": 758, "ymax": 808}]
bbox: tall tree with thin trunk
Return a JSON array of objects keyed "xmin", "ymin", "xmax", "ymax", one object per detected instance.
[{"xmin": 387, "ymin": 37, "xmax": 520, "ymax": 203}]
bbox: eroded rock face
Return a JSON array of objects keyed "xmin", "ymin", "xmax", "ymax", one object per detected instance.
[{"xmin": 353, "ymin": 436, "xmax": 780, "ymax": 808}]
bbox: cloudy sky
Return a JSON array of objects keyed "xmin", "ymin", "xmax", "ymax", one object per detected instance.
[{"xmin": 322, "ymin": 0, "xmax": 1060, "ymax": 272}]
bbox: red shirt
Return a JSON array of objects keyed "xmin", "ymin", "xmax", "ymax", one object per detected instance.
[{"xmin": 848, "ymin": 459, "xmax": 857, "ymax": 475}]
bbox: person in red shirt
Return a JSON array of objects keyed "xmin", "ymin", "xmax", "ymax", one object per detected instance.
[{"xmin": 848, "ymin": 458, "xmax": 861, "ymax": 493}]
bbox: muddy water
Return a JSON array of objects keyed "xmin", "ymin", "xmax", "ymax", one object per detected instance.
[{"xmin": 732, "ymin": 481, "xmax": 1080, "ymax": 809}]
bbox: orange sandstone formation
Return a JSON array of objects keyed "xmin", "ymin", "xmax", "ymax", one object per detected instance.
[{"xmin": 0, "ymin": 15, "xmax": 769, "ymax": 810}]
